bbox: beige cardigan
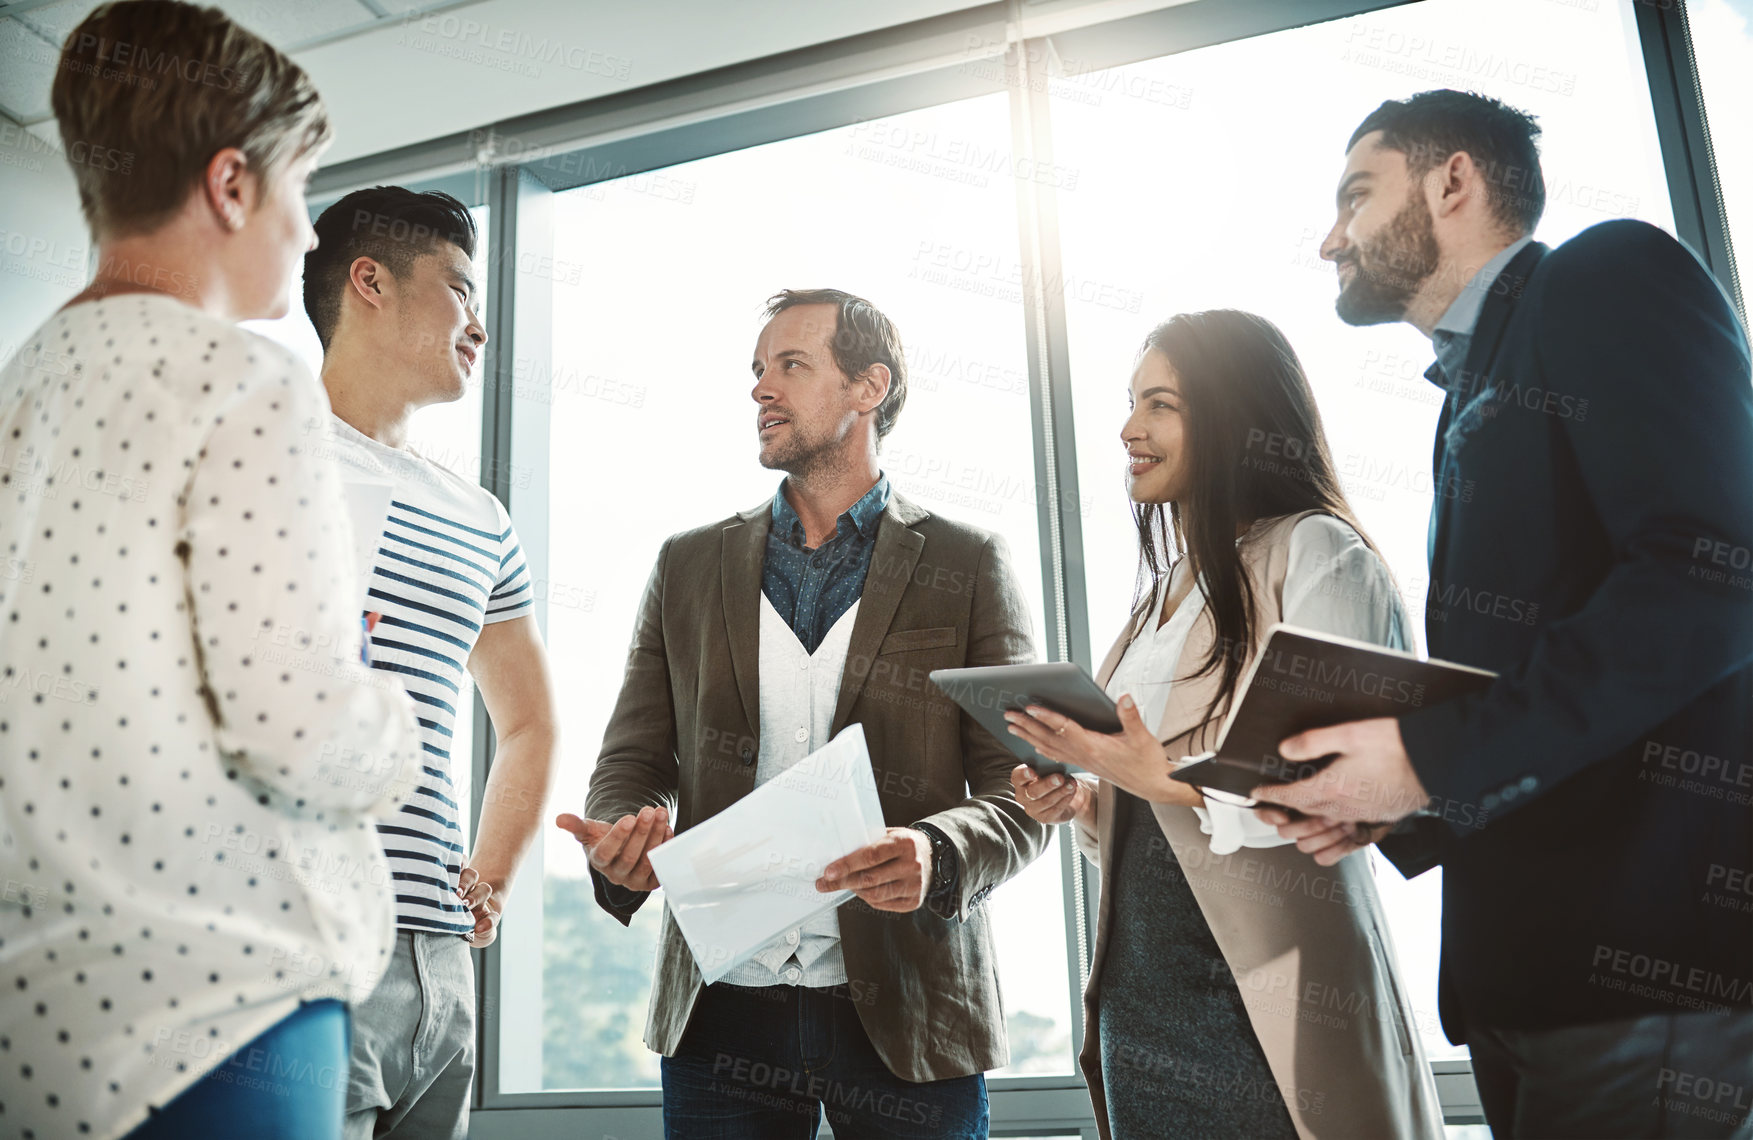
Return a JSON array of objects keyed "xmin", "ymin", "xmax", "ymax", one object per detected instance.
[{"xmin": 1073, "ymin": 511, "xmax": 1445, "ymax": 1140}]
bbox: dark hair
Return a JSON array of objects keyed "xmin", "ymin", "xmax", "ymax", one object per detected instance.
[
  {"xmin": 1133, "ymin": 310, "xmax": 1387, "ymax": 724},
  {"xmin": 52, "ymin": 0, "xmax": 332, "ymax": 239},
  {"xmin": 763, "ymin": 288, "xmax": 908, "ymax": 442},
  {"xmin": 304, "ymin": 186, "xmax": 477, "ymax": 350},
  {"xmin": 1348, "ymin": 89, "xmax": 1544, "ymax": 237}
]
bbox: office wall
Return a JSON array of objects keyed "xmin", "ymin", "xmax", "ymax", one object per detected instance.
[{"xmin": 0, "ymin": 115, "xmax": 88, "ymax": 361}]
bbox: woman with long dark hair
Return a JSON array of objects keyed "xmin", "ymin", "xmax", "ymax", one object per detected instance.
[{"xmin": 1006, "ymin": 311, "xmax": 1444, "ymax": 1138}]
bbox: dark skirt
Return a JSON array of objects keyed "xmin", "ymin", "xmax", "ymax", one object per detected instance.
[{"xmin": 1096, "ymin": 789, "xmax": 1299, "ymax": 1139}]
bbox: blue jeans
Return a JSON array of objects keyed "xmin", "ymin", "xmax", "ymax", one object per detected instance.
[
  {"xmin": 126, "ymin": 999, "xmax": 349, "ymax": 1140},
  {"xmin": 345, "ymin": 931, "xmax": 475, "ymax": 1140},
  {"xmin": 662, "ymin": 982, "xmax": 989, "ymax": 1139}
]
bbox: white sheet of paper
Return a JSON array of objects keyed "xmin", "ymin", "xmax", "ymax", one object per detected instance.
[
  {"xmin": 339, "ymin": 478, "xmax": 395, "ymax": 615},
  {"xmin": 647, "ymin": 723, "xmax": 888, "ymax": 984}
]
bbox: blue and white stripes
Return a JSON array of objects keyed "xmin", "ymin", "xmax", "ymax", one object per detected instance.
[{"xmin": 325, "ymin": 415, "xmax": 533, "ymax": 933}]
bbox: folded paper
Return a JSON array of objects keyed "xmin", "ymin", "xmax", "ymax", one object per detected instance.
[{"xmin": 648, "ymin": 723, "xmax": 888, "ymax": 984}]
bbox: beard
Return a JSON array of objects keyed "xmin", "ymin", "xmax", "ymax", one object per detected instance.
[
  {"xmin": 1334, "ymin": 191, "xmax": 1441, "ymax": 326},
  {"xmin": 758, "ymin": 417, "xmax": 838, "ymax": 477}
]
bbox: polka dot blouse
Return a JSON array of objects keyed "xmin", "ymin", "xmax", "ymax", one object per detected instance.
[{"xmin": 0, "ymin": 295, "xmax": 423, "ymax": 1140}]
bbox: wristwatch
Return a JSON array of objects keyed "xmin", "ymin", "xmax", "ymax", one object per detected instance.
[{"xmin": 913, "ymin": 821, "xmax": 960, "ymax": 916}]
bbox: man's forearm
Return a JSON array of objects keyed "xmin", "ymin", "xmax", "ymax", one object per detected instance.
[{"xmin": 469, "ymin": 724, "xmax": 557, "ymax": 899}]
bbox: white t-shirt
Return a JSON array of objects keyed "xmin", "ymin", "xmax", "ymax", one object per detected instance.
[
  {"xmin": 312, "ymin": 415, "xmax": 533, "ymax": 933},
  {"xmin": 1106, "ymin": 514, "xmax": 1411, "ymax": 852},
  {"xmin": 0, "ymin": 295, "xmax": 422, "ymax": 1140}
]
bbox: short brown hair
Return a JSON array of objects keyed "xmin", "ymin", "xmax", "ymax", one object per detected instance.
[
  {"xmin": 50, "ymin": 0, "xmax": 332, "ymax": 239},
  {"xmin": 763, "ymin": 288, "xmax": 908, "ymax": 442}
]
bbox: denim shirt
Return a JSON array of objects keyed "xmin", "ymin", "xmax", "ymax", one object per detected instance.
[
  {"xmin": 762, "ymin": 475, "xmax": 891, "ymax": 653},
  {"xmin": 1430, "ymin": 234, "xmax": 1535, "ymax": 392}
]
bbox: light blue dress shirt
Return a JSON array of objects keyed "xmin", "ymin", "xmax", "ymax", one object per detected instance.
[{"xmin": 1425, "ymin": 235, "xmax": 1535, "ymax": 562}]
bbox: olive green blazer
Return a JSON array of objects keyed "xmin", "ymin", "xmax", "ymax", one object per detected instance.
[{"xmin": 585, "ymin": 491, "xmax": 1051, "ymax": 1081}]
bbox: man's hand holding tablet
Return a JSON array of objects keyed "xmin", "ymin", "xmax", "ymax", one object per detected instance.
[{"xmin": 1250, "ymin": 716, "xmax": 1427, "ymax": 865}]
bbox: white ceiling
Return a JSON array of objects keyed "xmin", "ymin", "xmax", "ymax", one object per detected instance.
[
  {"xmin": 1, "ymin": 0, "xmax": 432, "ymax": 125},
  {"xmin": 0, "ymin": 0, "xmax": 1006, "ymax": 163}
]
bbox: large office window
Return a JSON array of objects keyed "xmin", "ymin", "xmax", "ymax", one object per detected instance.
[
  {"xmin": 1689, "ymin": 0, "xmax": 1753, "ymax": 310},
  {"xmin": 530, "ymin": 93, "xmax": 1074, "ymax": 1092},
  {"xmin": 1049, "ymin": 0, "xmax": 1674, "ymax": 1061}
]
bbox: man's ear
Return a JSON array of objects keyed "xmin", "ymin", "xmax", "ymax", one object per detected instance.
[
  {"xmin": 857, "ymin": 362, "xmax": 892, "ymax": 413},
  {"xmin": 346, "ymin": 256, "xmax": 390, "ymax": 314},
  {"xmin": 1430, "ymin": 150, "xmax": 1477, "ymax": 221}
]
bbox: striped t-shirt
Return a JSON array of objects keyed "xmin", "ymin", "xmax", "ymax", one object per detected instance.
[{"xmin": 318, "ymin": 414, "xmax": 533, "ymax": 933}]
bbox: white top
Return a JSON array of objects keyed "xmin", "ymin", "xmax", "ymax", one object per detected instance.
[
  {"xmin": 315, "ymin": 415, "xmax": 533, "ymax": 933},
  {"xmin": 0, "ymin": 296, "xmax": 422, "ymax": 1140},
  {"xmin": 719, "ymin": 594, "xmax": 860, "ymax": 987},
  {"xmin": 1105, "ymin": 514, "xmax": 1411, "ymax": 853}
]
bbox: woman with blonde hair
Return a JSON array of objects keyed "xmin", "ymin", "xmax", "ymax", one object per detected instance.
[
  {"xmin": 1007, "ymin": 310, "xmax": 1444, "ymax": 1138},
  {"xmin": 0, "ymin": 4, "xmax": 421, "ymax": 1137}
]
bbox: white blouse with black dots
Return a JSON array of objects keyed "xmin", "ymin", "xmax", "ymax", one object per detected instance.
[{"xmin": 0, "ymin": 295, "xmax": 423, "ymax": 1140}]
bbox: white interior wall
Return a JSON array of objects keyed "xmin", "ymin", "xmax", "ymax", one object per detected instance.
[{"xmin": 0, "ymin": 112, "xmax": 89, "ymax": 358}]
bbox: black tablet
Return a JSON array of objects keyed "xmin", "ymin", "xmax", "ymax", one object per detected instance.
[
  {"xmin": 1168, "ymin": 623, "xmax": 1496, "ymax": 800},
  {"xmin": 929, "ymin": 662, "xmax": 1122, "ymax": 776},
  {"xmin": 1168, "ymin": 752, "xmax": 1334, "ymax": 800}
]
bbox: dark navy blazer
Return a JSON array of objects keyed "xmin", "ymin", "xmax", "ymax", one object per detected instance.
[{"xmin": 1383, "ymin": 220, "xmax": 1753, "ymax": 1042}]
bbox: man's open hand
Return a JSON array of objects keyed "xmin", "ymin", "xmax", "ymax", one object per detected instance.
[
  {"xmin": 817, "ymin": 827, "xmax": 933, "ymax": 913},
  {"xmin": 555, "ymin": 806, "xmax": 672, "ymax": 892}
]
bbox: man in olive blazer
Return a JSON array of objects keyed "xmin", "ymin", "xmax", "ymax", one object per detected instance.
[{"xmin": 559, "ymin": 289, "xmax": 1048, "ymax": 1138}]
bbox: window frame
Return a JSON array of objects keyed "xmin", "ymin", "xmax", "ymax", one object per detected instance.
[{"xmin": 303, "ymin": 0, "xmax": 1745, "ymax": 1133}]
